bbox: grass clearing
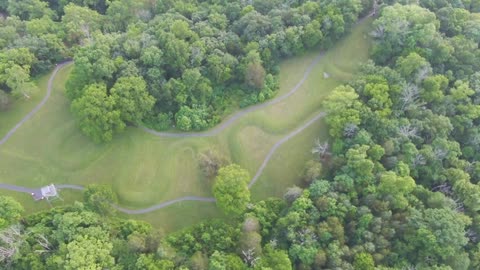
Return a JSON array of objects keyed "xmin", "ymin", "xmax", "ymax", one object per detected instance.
[
  {"xmin": 120, "ymin": 202, "xmax": 225, "ymax": 232},
  {"xmin": 0, "ymin": 18, "xmax": 372, "ymax": 232},
  {"xmin": 0, "ymin": 73, "xmax": 49, "ymax": 138}
]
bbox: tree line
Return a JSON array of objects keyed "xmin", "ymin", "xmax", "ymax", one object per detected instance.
[{"xmin": 1, "ymin": 0, "xmax": 372, "ymax": 142}]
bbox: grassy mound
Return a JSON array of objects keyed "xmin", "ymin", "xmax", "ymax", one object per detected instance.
[{"xmin": 0, "ymin": 18, "xmax": 372, "ymax": 232}]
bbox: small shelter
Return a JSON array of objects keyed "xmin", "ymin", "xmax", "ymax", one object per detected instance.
[{"xmin": 32, "ymin": 184, "xmax": 61, "ymax": 201}]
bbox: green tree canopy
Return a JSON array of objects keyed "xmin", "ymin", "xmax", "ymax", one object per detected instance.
[
  {"xmin": 110, "ymin": 76, "xmax": 155, "ymax": 125},
  {"xmin": 71, "ymin": 83, "xmax": 125, "ymax": 143},
  {"xmin": 0, "ymin": 196, "xmax": 24, "ymax": 228},
  {"xmin": 213, "ymin": 164, "xmax": 251, "ymax": 216}
]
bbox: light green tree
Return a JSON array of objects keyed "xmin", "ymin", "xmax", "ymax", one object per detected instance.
[
  {"xmin": 71, "ymin": 83, "xmax": 125, "ymax": 143},
  {"xmin": 213, "ymin": 164, "xmax": 251, "ymax": 216},
  {"xmin": 378, "ymin": 171, "xmax": 415, "ymax": 210},
  {"xmin": 110, "ymin": 76, "xmax": 155, "ymax": 124},
  {"xmin": 0, "ymin": 196, "xmax": 23, "ymax": 229},
  {"xmin": 255, "ymin": 244, "xmax": 292, "ymax": 270},
  {"xmin": 60, "ymin": 235, "xmax": 114, "ymax": 270},
  {"xmin": 324, "ymin": 85, "xmax": 364, "ymax": 138},
  {"xmin": 353, "ymin": 252, "xmax": 375, "ymax": 270},
  {"xmin": 84, "ymin": 184, "xmax": 118, "ymax": 216}
]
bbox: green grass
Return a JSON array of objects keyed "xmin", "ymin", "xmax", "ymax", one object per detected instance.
[
  {"xmin": 119, "ymin": 202, "xmax": 225, "ymax": 232},
  {"xmin": 0, "ymin": 18, "xmax": 372, "ymax": 232},
  {"xmin": 0, "ymin": 73, "xmax": 50, "ymax": 138}
]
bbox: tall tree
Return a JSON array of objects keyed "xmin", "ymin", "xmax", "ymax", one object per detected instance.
[
  {"xmin": 324, "ymin": 85, "xmax": 365, "ymax": 138},
  {"xmin": 83, "ymin": 184, "xmax": 118, "ymax": 216},
  {"xmin": 213, "ymin": 164, "xmax": 251, "ymax": 216},
  {"xmin": 71, "ymin": 83, "xmax": 125, "ymax": 143},
  {"xmin": 0, "ymin": 196, "xmax": 23, "ymax": 229},
  {"xmin": 62, "ymin": 3, "xmax": 103, "ymax": 46},
  {"xmin": 110, "ymin": 76, "xmax": 155, "ymax": 125},
  {"xmin": 55, "ymin": 235, "xmax": 115, "ymax": 270}
]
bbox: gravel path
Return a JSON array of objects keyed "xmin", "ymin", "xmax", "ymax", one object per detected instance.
[
  {"xmin": 0, "ymin": 46, "xmax": 328, "ymax": 214},
  {"xmin": 0, "ymin": 48, "xmax": 328, "ymax": 214},
  {"xmin": 0, "ymin": 59, "xmax": 325, "ymax": 215},
  {"xmin": 113, "ymin": 196, "xmax": 217, "ymax": 214},
  {"xmin": 141, "ymin": 9, "xmax": 375, "ymax": 138},
  {"xmin": 0, "ymin": 182, "xmax": 215, "ymax": 214},
  {"xmin": 0, "ymin": 183, "xmax": 37, "ymax": 194},
  {"xmin": 0, "ymin": 110, "xmax": 325, "ymax": 214},
  {"xmin": 0, "ymin": 12, "xmax": 374, "ymax": 214},
  {"xmin": 142, "ymin": 52, "xmax": 326, "ymax": 138},
  {"xmin": 248, "ymin": 111, "xmax": 326, "ymax": 188},
  {"xmin": 0, "ymin": 61, "xmax": 72, "ymax": 146}
]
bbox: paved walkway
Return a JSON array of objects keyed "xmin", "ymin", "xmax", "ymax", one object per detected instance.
[
  {"xmin": 0, "ymin": 12, "xmax": 374, "ymax": 214},
  {"xmin": 113, "ymin": 196, "xmax": 217, "ymax": 214},
  {"xmin": 0, "ymin": 110, "xmax": 326, "ymax": 214},
  {"xmin": 0, "ymin": 48, "xmax": 328, "ymax": 214},
  {"xmin": 0, "ymin": 48, "xmax": 330, "ymax": 214},
  {"xmin": 0, "ymin": 62, "xmax": 71, "ymax": 146},
  {"xmin": 0, "ymin": 183, "xmax": 37, "ymax": 194},
  {"xmin": 142, "ymin": 52, "xmax": 326, "ymax": 138}
]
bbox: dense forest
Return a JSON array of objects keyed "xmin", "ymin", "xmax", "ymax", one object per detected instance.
[{"xmin": 3, "ymin": 0, "xmax": 480, "ymax": 269}]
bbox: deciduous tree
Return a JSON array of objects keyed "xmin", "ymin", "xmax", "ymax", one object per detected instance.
[
  {"xmin": 110, "ymin": 76, "xmax": 155, "ymax": 125},
  {"xmin": 71, "ymin": 83, "xmax": 125, "ymax": 143},
  {"xmin": 0, "ymin": 197, "xmax": 23, "ymax": 229},
  {"xmin": 213, "ymin": 164, "xmax": 251, "ymax": 216}
]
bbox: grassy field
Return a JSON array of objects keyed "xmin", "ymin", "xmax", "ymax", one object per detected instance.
[
  {"xmin": 0, "ymin": 18, "xmax": 372, "ymax": 232},
  {"xmin": 0, "ymin": 74, "xmax": 50, "ymax": 138}
]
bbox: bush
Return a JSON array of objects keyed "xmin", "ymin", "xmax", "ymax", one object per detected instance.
[
  {"xmin": 198, "ymin": 149, "xmax": 230, "ymax": 179},
  {"xmin": 302, "ymin": 160, "xmax": 323, "ymax": 184}
]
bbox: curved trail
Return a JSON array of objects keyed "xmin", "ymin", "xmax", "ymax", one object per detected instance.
[
  {"xmin": 248, "ymin": 111, "xmax": 326, "ymax": 188},
  {"xmin": 113, "ymin": 197, "xmax": 217, "ymax": 214},
  {"xmin": 0, "ymin": 46, "xmax": 328, "ymax": 215},
  {"xmin": 0, "ymin": 183, "xmax": 37, "ymax": 194},
  {"xmin": 142, "ymin": 9, "xmax": 374, "ymax": 138},
  {"xmin": 0, "ymin": 12, "xmax": 374, "ymax": 214},
  {"xmin": 0, "ymin": 110, "xmax": 325, "ymax": 214},
  {"xmin": 0, "ymin": 62, "xmax": 71, "ymax": 146},
  {"xmin": 142, "ymin": 52, "xmax": 325, "ymax": 138}
]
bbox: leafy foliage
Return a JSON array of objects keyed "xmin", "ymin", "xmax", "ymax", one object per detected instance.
[
  {"xmin": 5, "ymin": 1, "xmax": 480, "ymax": 270},
  {"xmin": 0, "ymin": 196, "xmax": 23, "ymax": 229},
  {"xmin": 71, "ymin": 83, "xmax": 125, "ymax": 143},
  {"xmin": 213, "ymin": 164, "xmax": 251, "ymax": 216}
]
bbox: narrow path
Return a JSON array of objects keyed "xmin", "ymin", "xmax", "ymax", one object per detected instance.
[
  {"xmin": 113, "ymin": 196, "xmax": 217, "ymax": 214},
  {"xmin": 0, "ymin": 110, "xmax": 325, "ymax": 214},
  {"xmin": 0, "ymin": 12, "xmax": 374, "ymax": 214},
  {"xmin": 142, "ymin": 52, "xmax": 325, "ymax": 138},
  {"xmin": 0, "ymin": 38, "xmax": 329, "ymax": 214},
  {"xmin": 0, "ymin": 183, "xmax": 37, "ymax": 194},
  {"xmin": 248, "ymin": 111, "xmax": 326, "ymax": 188},
  {"xmin": 142, "ymin": 10, "xmax": 374, "ymax": 138},
  {"xmin": 0, "ymin": 61, "xmax": 72, "ymax": 146}
]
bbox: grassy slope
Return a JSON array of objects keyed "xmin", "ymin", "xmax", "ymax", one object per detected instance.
[
  {"xmin": 0, "ymin": 18, "xmax": 372, "ymax": 232},
  {"xmin": 250, "ymin": 18, "xmax": 373, "ymax": 199},
  {"xmin": 0, "ymin": 74, "xmax": 49, "ymax": 137}
]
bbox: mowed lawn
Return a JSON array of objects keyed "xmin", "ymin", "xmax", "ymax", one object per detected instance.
[
  {"xmin": 0, "ymin": 18, "xmax": 372, "ymax": 232},
  {"xmin": 0, "ymin": 72, "xmax": 50, "ymax": 138}
]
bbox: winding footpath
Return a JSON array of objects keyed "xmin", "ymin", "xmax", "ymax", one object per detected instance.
[
  {"xmin": 0, "ymin": 55, "xmax": 327, "ymax": 214},
  {"xmin": 0, "ymin": 61, "xmax": 72, "ymax": 146},
  {"xmin": 0, "ymin": 12, "xmax": 374, "ymax": 214},
  {"xmin": 141, "ymin": 52, "xmax": 326, "ymax": 138}
]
